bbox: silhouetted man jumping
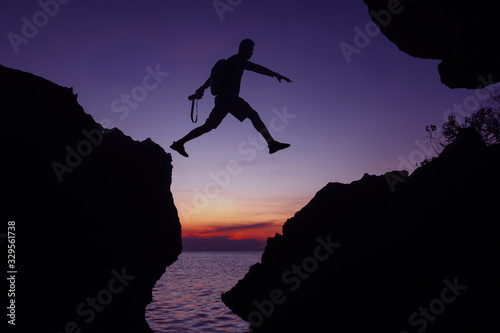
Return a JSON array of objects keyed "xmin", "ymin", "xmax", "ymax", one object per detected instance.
[{"xmin": 170, "ymin": 38, "xmax": 292, "ymax": 157}]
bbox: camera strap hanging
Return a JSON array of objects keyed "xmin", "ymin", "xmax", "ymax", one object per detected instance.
[{"xmin": 190, "ymin": 98, "xmax": 198, "ymax": 123}]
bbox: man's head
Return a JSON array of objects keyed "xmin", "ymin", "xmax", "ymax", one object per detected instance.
[{"xmin": 238, "ymin": 38, "xmax": 255, "ymax": 59}]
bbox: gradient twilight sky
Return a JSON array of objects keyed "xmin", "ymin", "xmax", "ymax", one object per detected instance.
[{"xmin": 1, "ymin": 0, "xmax": 487, "ymax": 247}]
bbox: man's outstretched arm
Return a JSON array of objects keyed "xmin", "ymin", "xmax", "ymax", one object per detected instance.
[{"xmin": 246, "ymin": 61, "xmax": 292, "ymax": 83}]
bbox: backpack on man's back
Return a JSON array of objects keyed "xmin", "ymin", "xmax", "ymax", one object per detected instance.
[{"xmin": 210, "ymin": 59, "xmax": 229, "ymax": 96}]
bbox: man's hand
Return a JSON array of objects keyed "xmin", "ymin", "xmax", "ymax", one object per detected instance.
[
  {"xmin": 275, "ymin": 73, "xmax": 292, "ymax": 83},
  {"xmin": 189, "ymin": 87, "xmax": 205, "ymax": 100},
  {"xmin": 195, "ymin": 87, "xmax": 204, "ymax": 99}
]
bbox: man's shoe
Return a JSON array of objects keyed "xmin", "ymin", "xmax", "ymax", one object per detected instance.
[
  {"xmin": 170, "ymin": 141, "xmax": 189, "ymax": 157},
  {"xmin": 268, "ymin": 141, "xmax": 290, "ymax": 154}
]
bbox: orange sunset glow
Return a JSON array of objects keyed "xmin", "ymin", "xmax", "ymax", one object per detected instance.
[{"xmin": 176, "ymin": 189, "xmax": 311, "ymax": 247}]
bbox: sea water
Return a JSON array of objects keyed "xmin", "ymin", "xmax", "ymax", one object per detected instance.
[{"xmin": 146, "ymin": 251, "xmax": 261, "ymax": 332}]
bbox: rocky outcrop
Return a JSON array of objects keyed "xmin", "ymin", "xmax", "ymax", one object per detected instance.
[
  {"xmin": 363, "ymin": 0, "xmax": 500, "ymax": 88},
  {"xmin": 1, "ymin": 65, "xmax": 182, "ymax": 332},
  {"xmin": 222, "ymin": 128, "xmax": 500, "ymax": 332}
]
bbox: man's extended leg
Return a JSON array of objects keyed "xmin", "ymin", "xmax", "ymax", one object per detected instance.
[
  {"xmin": 170, "ymin": 123, "xmax": 213, "ymax": 157},
  {"xmin": 171, "ymin": 105, "xmax": 226, "ymax": 157},
  {"xmin": 248, "ymin": 111, "xmax": 290, "ymax": 154},
  {"xmin": 178, "ymin": 123, "xmax": 214, "ymax": 145},
  {"xmin": 249, "ymin": 114, "xmax": 274, "ymax": 144}
]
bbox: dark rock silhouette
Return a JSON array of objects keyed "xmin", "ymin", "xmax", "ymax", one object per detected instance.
[
  {"xmin": 363, "ymin": 0, "xmax": 500, "ymax": 88},
  {"xmin": 1, "ymin": 65, "xmax": 182, "ymax": 332},
  {"xmin": 222, "ymin": 128, "xmax": 500, "ymax": 332}
]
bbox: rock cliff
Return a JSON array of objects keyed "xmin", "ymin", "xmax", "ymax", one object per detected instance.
[
  {"xmin": 1, "ymin": 65, "xmax": 182, "ymax": 332},
  {"xmin": 363, "ymin": 0, "xmax": 500, "ymax": 88},
  {"xmin": 222, "ymin": 128, "xmax": 500, "ymax": 332}
]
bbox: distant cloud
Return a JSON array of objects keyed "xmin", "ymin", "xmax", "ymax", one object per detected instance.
[
  {"xmin": 183, "ymin": 236, "xmax": 266, "ymax": 251},
  {"xmin": 182, "ymin": 221, "xmax": 282, "ymax": 244},
  {"xmin": 185, "ymin": 221, "xmax": 279, "ymax": 237},
  {"xmin": 182, "ymin": 222, "xmax": 277, "ymax": 251},
  {"xmin": 207, "ymin": 222, "xmax": 276, "ymax": 233}
]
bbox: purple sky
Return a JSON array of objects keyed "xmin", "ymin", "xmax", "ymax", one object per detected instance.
[{"xmin": 1, "ymin": 0, "xmax": 487, "ymax": 246}]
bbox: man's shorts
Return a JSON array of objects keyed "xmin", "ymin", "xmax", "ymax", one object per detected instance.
[{"xmin": 204, "ymin": 96, "xmax": 258, "ymax": 129}]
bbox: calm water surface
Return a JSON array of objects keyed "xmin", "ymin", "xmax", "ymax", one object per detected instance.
[{"xmin": 146, "ymin": 251, "xmax": 261, "ymax": 332}]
